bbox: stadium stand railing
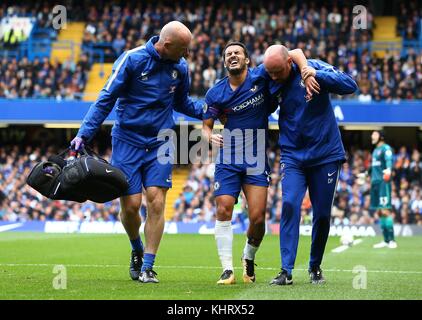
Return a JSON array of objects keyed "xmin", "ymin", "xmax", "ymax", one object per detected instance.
[{"xmin": 370, "ymin": 40, "xmax": 422, "ymax": 56}]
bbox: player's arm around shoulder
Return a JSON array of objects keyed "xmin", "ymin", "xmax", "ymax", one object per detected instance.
[
  {"xmin": 306, "ymin": 59, "xmax": 358, "ymax": 95},
  {"xmin": 288, "ymin": 49, "xmax": 321, "ymax": 98}
]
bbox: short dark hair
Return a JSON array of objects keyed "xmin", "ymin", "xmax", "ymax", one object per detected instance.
[
  {"xmin": 374, "ymin": 130, "xmax": 385, "ymax": 140},
  {"xmin": 222, "ymin": 41, "xmax": 249, "ymax": 59}
]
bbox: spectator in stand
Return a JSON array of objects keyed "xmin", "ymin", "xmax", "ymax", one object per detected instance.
[
  {"xmin": 358, "ymin": 85, "xmax": 372, "ymax": 102},
  {"xmin": 394, "ymin": 146, "xmax": 411, "ymax": 186},
  {"xmin": 409, "ymin": 149, "xmax": 422, "ymax": 186}
]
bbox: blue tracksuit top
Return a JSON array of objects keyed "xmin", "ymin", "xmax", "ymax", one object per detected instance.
[
  {"xmin": 266, "ymin": 60, "xmax": 358, "ymax": 167},
  {"xmin": 77, "ymin": 36, "xmax": 204, "ymax": 148}
]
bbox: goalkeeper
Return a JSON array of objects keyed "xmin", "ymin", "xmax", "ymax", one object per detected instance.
[{"xmin": 360, "ymin": 130, "xmax": 397, "ymax": 249}]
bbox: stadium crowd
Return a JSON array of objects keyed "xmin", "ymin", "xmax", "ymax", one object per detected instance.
[
  {"xmin": 80, "ymin": 0, "xmax": 422, "ymax": 101},
  {"xmin": 0, "ymin": 55, "xmax": 89, "ymax": 100},
  {"xmin": 1, "ymin": 143, "xmax": 421, "ymax": 226},
  {"xmin": 0, "ymin": 1, "xmax": 421, "ymax": 100}
]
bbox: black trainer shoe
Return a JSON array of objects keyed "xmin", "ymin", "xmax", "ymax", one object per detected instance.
[
  {"xmin": 241, "ymin": 257, "xmax": 256, "ymax": 283},
  {"xmin": 129, "ymin": 250, "xmax": 143, "ymax": 281},
  {"xmin": 269, "ymin": 269, "xmax": 293, "ymax": 285},
  {"xmin": 217, "ymin": 269, "xmax": 236, "ymax": 285},
  {"xmin": 139, "ymin": 268, "xmax": 159, "ymax": 283},
  {"xmin": 309, "ymin": 267, "xmax": 325, "ymax": 284}
]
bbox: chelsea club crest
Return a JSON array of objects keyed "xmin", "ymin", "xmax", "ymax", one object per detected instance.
[{"xmin": 172, "ymin": 70, "xmax": 178, "ymax": 79}]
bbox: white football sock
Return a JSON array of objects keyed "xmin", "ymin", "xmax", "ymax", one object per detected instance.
[
  {"xmin": 243, "ymin": 241, "xmax": 259, "ymax": 260},
  {"xmin": 214, "ymin": 220, "xmax": 233, "ymax": 271}
]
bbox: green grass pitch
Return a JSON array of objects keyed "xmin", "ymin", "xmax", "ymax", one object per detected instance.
[{"xmin": 0, "ymin": 232, "xmax": 421, "ymax": 300}]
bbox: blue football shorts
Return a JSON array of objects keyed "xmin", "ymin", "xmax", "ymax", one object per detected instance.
[
  {"xmin": 213, "ymin": 163, "xmax": 271, "ymax": 200},
  {"xmin": 111, "ymin": 137, "xmax": 173, "ymax": 195}
]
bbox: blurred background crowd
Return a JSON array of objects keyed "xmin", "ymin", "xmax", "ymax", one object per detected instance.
[
  {"xmin": 1, "ymin": 143, "xmax": 421, "ymax": 225},
  {"xmin": 0, "ymin": 0, "xmax": 421, "ymax": 100}
]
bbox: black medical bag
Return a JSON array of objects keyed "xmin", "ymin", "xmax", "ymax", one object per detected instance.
[{"xmin": 26, "ymin": 147, "xmax": 129, "ymax": 203}]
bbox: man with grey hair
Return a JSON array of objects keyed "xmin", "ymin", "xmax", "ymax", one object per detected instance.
[
  {"xmin": 264, "ymin": 44, "xmax": 358, "ymax": 286},
  {"xmin": 70, "ymin": 21, "xmax": 203, "ymax": 283}
]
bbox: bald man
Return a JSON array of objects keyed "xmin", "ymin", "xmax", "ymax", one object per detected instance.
[
  {"xmin": 263, "ymin": 45, "xmax": 358, "ymax": 285},
  {"xmin": 202, "ymin": 42, "xmax": 311, "ymax": 285},
  {"xmin": 70, "ymin": 21, "xmax": 203, "ymax": 283}
]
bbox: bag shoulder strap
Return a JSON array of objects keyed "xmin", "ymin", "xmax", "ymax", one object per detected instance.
[{"xmin": 80, "ymin": 146, "xmax": 108, "ymax": 164}]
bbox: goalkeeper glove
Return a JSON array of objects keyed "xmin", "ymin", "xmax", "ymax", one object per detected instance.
[{"xmin": 382, "ymin": 168, "xmax": 392, "ymax": 182}]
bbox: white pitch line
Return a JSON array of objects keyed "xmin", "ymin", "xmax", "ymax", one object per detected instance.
[
  {"xmin": 331, "ymin": 238, "xmax": 363, "ymax": 253},
  {"xmin": 331, "ymin": 245, "xmax": 350, "ymax": 253},
  {"xmin": 0, "ymin": 263, "xmax": 422, "ymax": 274}
]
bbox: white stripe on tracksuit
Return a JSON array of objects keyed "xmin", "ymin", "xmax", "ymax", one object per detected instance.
[{"xmin": 105, "ymin": 45, "xmax": 145, "ymax": 92}]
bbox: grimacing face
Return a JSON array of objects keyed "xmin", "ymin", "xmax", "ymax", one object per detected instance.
[{"xmin": 224, "ymin": 45, "xmax": 249, "ymax": 75}]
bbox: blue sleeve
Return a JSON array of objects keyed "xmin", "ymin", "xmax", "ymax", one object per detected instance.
[
  {"xmin": 311, "ymin": 60, "xmax": 358, "ymax": 95},
  {"xmin": 77, "ymin": 52, "xmax": 132, "ymax": 141},
  {"xmin": 203, "ymin": 90, "xmax": 221, "ymax": 120},
  {"xmin": 173, "ymin": 65, "xmax": 204, "ymax": 120}
]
